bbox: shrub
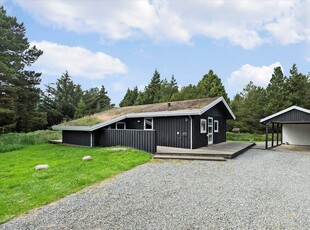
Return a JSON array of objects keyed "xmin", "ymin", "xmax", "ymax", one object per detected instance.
[{"xmin": 0, "ymin": 130, "xmax": 61, "ymax": 153}]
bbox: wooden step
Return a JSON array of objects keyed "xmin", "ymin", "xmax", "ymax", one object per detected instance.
[
  {"xmin": 153, "ymin": 154, "xmax": 226, "ymax": 161},
  {"xmin": 155, "ymin": 152, "xmax": 231, "ymax": 158}
]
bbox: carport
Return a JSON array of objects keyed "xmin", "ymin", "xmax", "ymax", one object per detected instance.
[{"xmin": 260, "ymin": 106, "xmax": 310, "ymax": 149}]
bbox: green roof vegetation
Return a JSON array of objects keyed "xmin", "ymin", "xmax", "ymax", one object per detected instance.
[{"xmin": 59, "ymin": 97, "xmax": 219, "ymax": 127}]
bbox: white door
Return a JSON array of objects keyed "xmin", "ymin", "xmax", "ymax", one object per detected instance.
[{"xmin": 208, "ymin": 117, "xmax": 213, "ymax": 145}]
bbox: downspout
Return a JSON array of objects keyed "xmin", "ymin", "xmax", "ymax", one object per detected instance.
[
  {"xmin": 89, "ymin": 132, "xmax": 93, "ymax": 147},
  {"xmin": 188, "ymin": 115, "xmax": 193, "ymax": 149}
]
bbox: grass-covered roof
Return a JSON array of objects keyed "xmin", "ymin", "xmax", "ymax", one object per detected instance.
[{"xmin": 61, "ymin": 97, "xmax": 219, "ymax": 126}]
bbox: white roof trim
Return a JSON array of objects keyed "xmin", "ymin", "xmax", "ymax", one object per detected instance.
[
  {"xmin": 260, "ymin": 105, "xmax": 310, "ymax": 123},
  {"xmin": 53, "ymin": 97, "xmax": 235, "ymax": 131},
  {"xmin": 200, "ymin": 96, "xmax": 236, "ymax": 120}
]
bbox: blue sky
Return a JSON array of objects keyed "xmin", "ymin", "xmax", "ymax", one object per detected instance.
[{"xmin": 2, "ymin": 0, "xmax": 310, "ymax": 105}]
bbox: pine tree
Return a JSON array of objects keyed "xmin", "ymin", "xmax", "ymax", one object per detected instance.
[
  {"xmin": 74, "ymin": 98, "xmax": 86, "ymax": 118},
  {"xmin": 197, "ymin": 70, "xmax": 229, "ymax": 102},
  {"xmin": 266, "ymin": 66, "xmax": 290, "ymax": 114},
  {"xmin": 98, "ymin": 85, "xmax": 111, "ymax": 110},
  {"xmin": 0, "ymin": 6, "xmax": 45, "ymax": 131},
  {"xmin": 159, "ymin": 75, "xmax": 178, "ymax": 102},
  {"xmin": 171, "ymin": 84, "xmax": 198, "ymax": 101},
  {"xmin": 136, "ymin": 69, "xmax": 161, "ymax": 105},
  {"xmin": 230, "ymin": 82, "xmax": 267, "ymax": 133},
  {"xmin": 287, "ymin": 64, "xmax": 309, "ymax": 108},
  {"xmin": 55, "ymin": 71, "xmax": 76, "ymax": 120},
  {"xmin": 119, "ymin": 86, "xmax": 138, "ymax": 107}
]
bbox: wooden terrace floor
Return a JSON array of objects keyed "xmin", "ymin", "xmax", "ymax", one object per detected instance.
[{"xmin": 156, "ymin": 141, "xmax": 255, "ymax": 160}]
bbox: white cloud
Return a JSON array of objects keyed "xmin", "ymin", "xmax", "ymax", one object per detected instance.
[
  {"xmin": 15, "ymin": 0, "xmax": 310, "ymax": 49},
  {"xmin": 227, "ymin": 62, "xmax": 282, "ymax": 94},
  {"xmin": 112, "ymin": 82, "xmax": 126, "ymax": 92},
  {"xmin": 31, "ymin": 41, "xmax": 127, "ymax": 79}
]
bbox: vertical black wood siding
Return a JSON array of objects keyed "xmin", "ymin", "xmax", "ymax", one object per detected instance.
[
  {"xmin": 100, "ymin": 129, "xmax": 156, "ymax": 153},
  {"xmin": 267, "ymin": 109, "xmax": 310, "ymax": 123},
  {"xmin": 62, "ymin": 131, "xmax": 91, "ymax": 146},
  {"xmin": 154, "ymin": 116, "xmax": 191, "ymax": 149},
  {"xmin": 192, "ymin": 102, "xmax": 228, "ymax": 148}
]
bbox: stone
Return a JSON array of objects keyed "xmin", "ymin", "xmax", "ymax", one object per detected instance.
[
  {"xmin": 35, "ymin": 164, "xmax": 49, "ymax": 170},
  {"xmin": 82, "ymin": 156, "xmax": 92, "ymax": 161},
  {"xmin": 109, "ymin": 147, "xmax": 127, "ymax": 151}
]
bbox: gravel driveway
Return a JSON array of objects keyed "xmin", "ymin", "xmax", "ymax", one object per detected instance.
[{"xmin": 1, "ymin": 149, "xmax": 310, "ymax": 229}]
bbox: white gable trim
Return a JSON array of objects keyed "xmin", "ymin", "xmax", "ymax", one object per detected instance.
[
  {"xmin": 200, "ymin": 96, "xmax": 235, "ymax": 120},
  {"xmin": 260, "ymin": 106, "xmax": 310, "ymax": 123}
]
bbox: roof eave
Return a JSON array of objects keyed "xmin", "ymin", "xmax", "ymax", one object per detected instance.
[
  {"xmin": 260, "ymin": 105, "xmax": 310, "ymax": 123},
  {"xmin": 52, "ymin": 125, "xmax": 92, "ymax": 131},
  {"xmin": 53, "ymin": 97, "xmax": 236, "ymax": 131}
]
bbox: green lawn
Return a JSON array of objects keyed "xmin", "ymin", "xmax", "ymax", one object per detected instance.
[
  {"xmin": 0, "ymin": 144, "xmax": 151, "ymax": 223},
  {"xmin": 227, "ymin": 132, "xmax": 281, "ymax": 142}
]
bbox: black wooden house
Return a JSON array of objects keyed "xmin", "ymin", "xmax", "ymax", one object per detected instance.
[{"xmin": 53, "ymin": 97, "xmax": 235, "ymax": 153}]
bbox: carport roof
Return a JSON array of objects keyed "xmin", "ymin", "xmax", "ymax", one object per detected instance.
[{"xmin": 260, "ymin": 106, "xmax": 310, "ymax": 124}]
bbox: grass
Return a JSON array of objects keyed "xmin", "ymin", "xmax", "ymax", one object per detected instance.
[
  {"xmin": 0, "ymin": 144, "xmax": 151, "ymax": 223},
  {"xmin": 227, "ymin": 132, "xmax": 281, "ymax": 142},
  {"xmin": 0, "ymin": 130, "xmax": 61, "ymax": 153},
  {"xmin": 63, "ymin": 117, "xmax": 102, "ymax": 126}
]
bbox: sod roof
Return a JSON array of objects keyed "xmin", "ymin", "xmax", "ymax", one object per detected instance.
[{"xmin": 61, "ymin": 97, "xmax": 220, "ymax": 127}]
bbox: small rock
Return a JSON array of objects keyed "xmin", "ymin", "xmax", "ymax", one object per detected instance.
[
  {"xmin": 109, "ymin": 147, "xmax": 127, "ymax": 151},
  {"xmin": 35, "ymin": 164, "xmax": 49, "ymax": 170},
  {"xmin": 82, "ymin": 156, "xmax": 92, "ymax": 161}
]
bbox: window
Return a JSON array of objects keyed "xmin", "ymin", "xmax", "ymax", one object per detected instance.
[
  {"xmin": 200, "ymin": 119, "xmax": 207, "ymax": 133},
  {"xmin": 116, "ymin": 122, "xmax": 126, "ymax": 129},
  {"xmin": 144, "ymin": 118, "xmax": 153, "ymax": 130},
  {"xmin": 214, "ymin": 120, "xmax": 219, "ymax": 133}
]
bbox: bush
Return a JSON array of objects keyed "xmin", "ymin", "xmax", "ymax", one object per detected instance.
[
  {"xmin": 226, "ymin": 132, "xmax": 277, "ymax": 142},
  {"xmin": 0, "ymin": 130, "xmax": 61, "ymax": 153}
]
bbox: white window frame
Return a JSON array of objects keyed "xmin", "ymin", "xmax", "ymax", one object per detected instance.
[
  {"xmin": 200, "ymin": 119, "xmax": 207, "ymax": 133},
  {"xmin": 214, "ymin": 120, "xmax": 219, "ymax": 133},
  {"xmin": 144, "ymin": 118, "xmax": 153, "ymax": 130},
  {"xmin": 116, "ymin": 122, "xmax": 126, "ymax": 130}
]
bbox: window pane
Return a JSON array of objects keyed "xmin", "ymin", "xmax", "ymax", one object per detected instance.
[
  {"xmin": 116, "ymin": 123, "xmax": 125, "ymax": 129},
  {"xmin": 214, "ymin": 120, "xmax": 219, "ymax": 132},
  {"xmin": 208, "ymin": 118, "xmax": 212, "ymax": 125},
  {"xmin": 201, "ymin": 119, "xmax": 206, "ymax": 133},
  {"xmin": 145, "ymin": 118, "xmax": 153, "ymax": 129}
]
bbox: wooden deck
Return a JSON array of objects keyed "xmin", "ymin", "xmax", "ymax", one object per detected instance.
[{"xmin": 155, "ymin": 142, "xmax": 255, "ymax": 160}]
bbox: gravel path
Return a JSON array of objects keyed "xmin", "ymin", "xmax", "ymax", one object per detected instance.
[{"xmin": 1, "ymin": 149, "xmax": 310, "ymax": 229}]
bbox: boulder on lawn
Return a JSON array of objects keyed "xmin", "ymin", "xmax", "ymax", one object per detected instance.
[
  {"xmin": 82, "ymin": 156, "xmax": 92, "ymax": 161},
  {"xmin": 35, "ymin": 164, "xmax": 49, "ymax": 171},
  {"xmin": 109, "ymin": 147, "xmax": 127, "ymax": 151}
]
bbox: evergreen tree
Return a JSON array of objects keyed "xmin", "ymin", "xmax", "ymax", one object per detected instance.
[
  {"xmin": 119, "ymin": 86, "xmax": 138, "ymax": 107},
  {"xmin": 55, "ymin": 71, "xmax": 76, "ymax": 120},
  {"xmin": 171, "ymin": 84, "xmax": 198, "ymax": 101},
  {"xmin": 74, "ymin": 98, "xmax": 86, "ymax": 118},
  {"xmin": 230, "ymin": 82, "xmax": 267, "ymax": 133},
  {"xmin": 266, "ymin": 66, "xmax": 290, "ymax": 114},
  {"xmin": 287, "ymin": 64, "xmax": 309, "ymax": 108},
  {"xmin": 197, "ymin": 70, "xmax": 229, "ymax": 102},
  {"xmin": 98, "ymin": 85, "xmax": 111, "ymax": 110},
  {"xmin": 159, "ymin": 75, "xmax": 178, "ymax": 102},
  {"xmin": 136, "ymin": 69, "xmax": 161, "ymax": 105},
  {"xmin": 0, "ymin": 6, "xmax": 45, "ymax": 132},
  {"xmin": 40, "ymin": 84, "xmax": 63, "ymax": 127}
]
